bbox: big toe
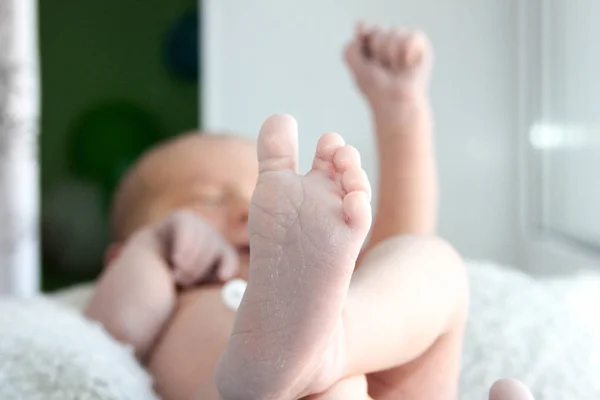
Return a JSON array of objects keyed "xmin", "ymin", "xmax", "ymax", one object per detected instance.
[{"xmin": 257, "ymin": 114, "xmax": 299, "ymax": 173}]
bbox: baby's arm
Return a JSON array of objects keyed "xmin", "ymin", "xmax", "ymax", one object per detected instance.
[
  {"xmin": 345, "ymin": 23, "xmax": 437, "ymax": 253},
  {"xmin": 86, "ymin": 236, "xmax": 231, "ymax": 400},
  {"xmin": 85, "ymin": 210, "xmax": 239, "ymax": 361},
  {"xmin": 85, "ymin": 228, "xmax": 177, "ymax": 360}
]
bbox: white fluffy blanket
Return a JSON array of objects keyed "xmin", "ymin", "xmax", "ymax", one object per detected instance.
[
  {"xmin": 0, "ymin": 298, "xmax": 158, "ymax": 400},
  {"xmin": 0, "ymin": 261, "xmax": 599, "ymax": 399},
  {"xmin": 462, "ymin": 261, "xmax": 600, "ymax": 399}
]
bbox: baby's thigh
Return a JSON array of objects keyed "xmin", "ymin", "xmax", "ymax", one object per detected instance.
[
  {"xmin": 306, "ymin": 375, "xmax": 372, "ymax": 400},
  {"xmin": 148, "ymin": 286, "xmax": 235, "ymax": 400}
]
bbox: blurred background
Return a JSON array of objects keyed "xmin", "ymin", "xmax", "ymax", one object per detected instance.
[
  {"xmin": 39, "ymin": 1, "xmax": 199, "ymax": 290},
  {"xmin": 38, "ymin": 0, "xmax": 599, "ymax": 291},
  {"xmin": 202, "ymin": 0, "xmax": 599, "ymax": 277}
]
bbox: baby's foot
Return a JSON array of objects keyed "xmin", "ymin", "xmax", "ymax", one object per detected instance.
[
  {"xmin": 489, "ymin": 379, "xmax": 535, "ymax": 400},
  {"xmin": 215, "ymin": 115, "xmax": 372, "ymax": 400},
  {"xmin": 344, "ymin": 23, "xmax": 432, "ymax": 121}
]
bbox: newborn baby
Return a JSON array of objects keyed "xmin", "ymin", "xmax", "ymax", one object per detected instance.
[{"xmin": 85, "ymin": 24, "xmax": 527, "ymax": 400}]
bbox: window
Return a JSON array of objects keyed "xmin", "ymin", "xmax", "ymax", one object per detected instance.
[{"xmin": 520, "ymin": 0, "xmax": 600, "ymax": 265}]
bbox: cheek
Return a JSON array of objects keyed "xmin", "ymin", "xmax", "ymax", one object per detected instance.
[
  {"xmin": 243, "ymin": 180, "xmax": 258, "ymax": 202},
  {"xmin": 237, "ymin": 263, "xmax": 250, "ymax": 281},
  {"xmin": 191, "ymin": 207, "xmax": 228, "ymax": 234}
]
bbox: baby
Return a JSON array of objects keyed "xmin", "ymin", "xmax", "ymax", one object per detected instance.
[{"xmin": 85, "ymin": 24, "xmax": 530, "ymax": 400}]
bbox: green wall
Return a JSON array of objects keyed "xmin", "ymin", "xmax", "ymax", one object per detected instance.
[{"xmin": 39, "ymin": 1, "xmax": 199, "ymax": 289}]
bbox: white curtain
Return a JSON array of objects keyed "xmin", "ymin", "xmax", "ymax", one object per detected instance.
[{"xmin": 0, "ymin": 0, "xmax": 40, "ymax": 296}]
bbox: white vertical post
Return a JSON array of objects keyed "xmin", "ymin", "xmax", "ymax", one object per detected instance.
[
  {"xmin": 200, "ymin": 0, "xmax": 222, "ymax": 130},
  {"xmin": 0, "ymin": 0, "xmax": 40, "ymax": 297}
]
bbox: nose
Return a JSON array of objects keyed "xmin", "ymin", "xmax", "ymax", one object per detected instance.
[
  {"xmin": 225, "ymin": 194, "xmax": 250, "ymax": 246},
  {"xmin": 228, "ymin": 193, "xmax": 249, "ymax": 228}
]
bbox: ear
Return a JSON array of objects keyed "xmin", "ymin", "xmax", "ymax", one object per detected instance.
[{"xmin": 104, "ymin": 243, "xmax": 123, "ymax": 267}]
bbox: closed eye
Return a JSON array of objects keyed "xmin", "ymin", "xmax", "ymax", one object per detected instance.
[{"xmin": 195, "ymin": 192, "xmax": 227, "ymax": 207}]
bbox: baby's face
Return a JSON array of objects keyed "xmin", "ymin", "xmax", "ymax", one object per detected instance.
[{"xmin": 143, "ymin": 136, "xmax": 258, "ymax": 277}]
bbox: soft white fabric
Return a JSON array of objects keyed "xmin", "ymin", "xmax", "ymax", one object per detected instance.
[
  {"xmin": 0, "ymin": 296, "xmax": 158, "ymax": 400},
  {"xmin": 463, "ymin": 261, "xmax": 600, "ymax": 399},
  {"xmin": 1, "ymin": 261, "xmax": 599, "ymax": 399},
  {"xmin": 50, "ymin": 282, "xmax": 95, "ymax": 311}
]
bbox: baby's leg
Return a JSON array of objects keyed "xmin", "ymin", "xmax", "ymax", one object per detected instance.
[
  {"xmin": 343, "ymin": 235, "xmax": 467, "ymax": 399},
  {"xmin": 85, "ymin": 229, "xmax": 177, "ymax": 360}
]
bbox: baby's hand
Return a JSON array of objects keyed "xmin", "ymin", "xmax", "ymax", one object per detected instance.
[
  {"xmin": 154, "ymin": 210, "xmax": 239, "ymax": 287},
  {"xmin": 344, "ymin": 23, "xmax": 432, "ymax": 105},
  {"xmin": 86, "ymin": 211, "xmax": 238, "ymax": 360}
]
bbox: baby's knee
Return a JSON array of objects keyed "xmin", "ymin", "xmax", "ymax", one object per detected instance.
[
  {"xmin": 362, "ymin": 234, "xmax": 463, "ymax": 267},
  {"xmin": 359, "ymin": 234, "xmax": 468, "ymax": 320}
]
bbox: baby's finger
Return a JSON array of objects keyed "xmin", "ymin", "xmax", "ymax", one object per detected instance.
[
  {"xmin": 172, "ymin": 232, "xmax": 224, "ymax": 286},
  {"xmin": 344, "ymin": 37, "xmax": 367, "ymax": 71},
  {"xmin": 217, "ymin": 245, "xmax": 240, "ymax": 282},
  {"xmin": 160, "ymin": 210, "xmax": 200, "ymax": 267},
  {"xmin": 173, "ymin": 243, "xmax": 221, "ymax": 287},
  {"xmin": 170, "ymin": 225, "xmax": 198, "ymax": 269}
]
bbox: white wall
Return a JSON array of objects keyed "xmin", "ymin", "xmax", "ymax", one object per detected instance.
[{"xmin": 202, "ymin": 0, "xmax": 520, "ymax": 265}]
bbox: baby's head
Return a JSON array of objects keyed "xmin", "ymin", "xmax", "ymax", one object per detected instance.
[{"xmin": 107, "ymin": 132, "xmax": 258, "ymax": 273}]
